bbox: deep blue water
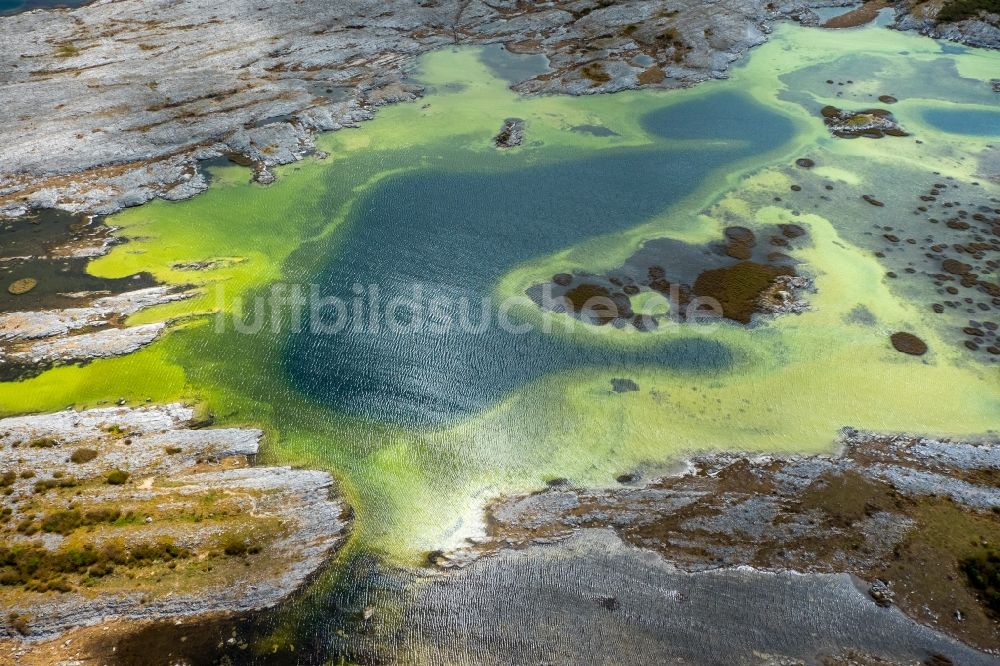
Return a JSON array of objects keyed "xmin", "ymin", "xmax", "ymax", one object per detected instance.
[
  {"xmin": 284, "ymin": 91, "xmax": 796, "ymax": 426},
  {"xmin": 921, "ymin": 108, "xmax": 1000, "ymax": 137}
]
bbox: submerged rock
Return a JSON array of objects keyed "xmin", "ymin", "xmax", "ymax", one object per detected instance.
[
  {"xmin": 890, "ymin": 331, "xmax": 928, "ymax": 355},
  {"xmin": 494, "ymin": 118, "xmax": 525, "ymax": 148}
]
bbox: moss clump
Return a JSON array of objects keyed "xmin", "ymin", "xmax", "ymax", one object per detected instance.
[
  {"xmin": 105, "ymin": 469, "xmax": 130, "ymax": 485},
  {"xmin": 961, "ymin": 549, "xmax": 1000, "ymax": 616},
  {"xmin": 220, "ymin": 532, "xmax": 262, "ymax": 557},
  {"xmin": 39, "ymin": 508, "xmax": 123, "ymax": 535},
  {"xmin": 580, "ymin": 62, "xmax": 611, "ymax": 84},
  {"xmin": 0, "ymin": 471, "xmax": 15, "ymax": 487},
  {"xmin": 70, "ymin": 448, "xmax": 99, "ymax": 464},
  {"xmin": 54, "ymin": 43, "xmax": 80, "ymax": 58},
  {"xmin": 0, "ymin": 538, "xmax": 189, "ymax": 592},
  {"xmin": 692, "ymin": 261, "xmax": 792, "ymax": 324},
  {"xmin": 102, "ymin": 424, "xmax": 128, "ymax": 437},
  {"xmin": 637, "ymin": 65, "xmax": 665, "ymax": 85},
  {"xmin": 164, "ymin": 446, "xmax": 183, "ymax": 455},
  {"xmin": 28, "ymin": 438, "xmax": 57, "ymax": 449},
  {"xmin": 7, "ymin": 278, "xmax": 37, "ymax": 295}
]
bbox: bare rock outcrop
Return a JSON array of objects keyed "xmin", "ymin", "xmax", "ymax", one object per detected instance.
[
  {"xmin": 0, "ymin": 0, "xmax": 833, "ymax": 219},
  {"xmin": 0, "ymin": 286, "xmax": 193, "ymax": 376},
  {"xmin": 0, "ymin": 403, "xmax": 350, "ymax": 641},
  {"xmin": 440, "ymin": 430, "xmax": 1000, "ymax": 651},
  {"xmin": 893, "ymin": 0, "xmax": 1000, "ymax": 48}
]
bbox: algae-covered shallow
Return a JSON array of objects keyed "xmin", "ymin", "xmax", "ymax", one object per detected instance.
[{"xmin": 1, "ymin": 17, "xmax": 999, "ymax": 662}]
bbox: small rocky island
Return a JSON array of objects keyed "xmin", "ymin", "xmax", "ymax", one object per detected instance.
[
  {"xmin": 527, "ymin": 223, "xmax": 812, "ymax": 330},
  {"xmin": 0, "ymin": 403, "xmax": 349, "ymax": 645},
  {"xmin": 820, "ymin": 105, "xmax": 909, "ymax": 139}
]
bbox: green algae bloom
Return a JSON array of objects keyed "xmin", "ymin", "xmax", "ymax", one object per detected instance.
[{"xmin": 1, "ymin": 22, "xmax": 998, "ymax": 566}]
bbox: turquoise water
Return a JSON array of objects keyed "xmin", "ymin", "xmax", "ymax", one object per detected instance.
[
  {"xmin": 921, "ymin": 107, "xmax": 1000, "ymax": 136},
  {"xmin": 284, "ymin": 91, "xmax": 795, "ymax": 426}
]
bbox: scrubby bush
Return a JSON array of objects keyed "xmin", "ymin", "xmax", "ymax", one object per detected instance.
[
  {"xmin": 961, "ymin": 548, "xmax": 1000, "ymax": 616},
  {"xmin": 40, "ymin": 510, "xmax": 83, "ymax": 535},
  {"xmin": 70, "ymin": 448, "xmax": 98, "ymax": 464},
  {"xmin": 0, "ymin": 538, "xmax": 190, "ymax": 593},
  {"xmin": 33, "ymin": 476, "xmax": 77, "ymax": 494},
  {"xmin": 105, "ymin": 469, "xmax": 129, "ymax": 485},
  {"xmin": 220, "ymin": 532, "xmax": 262, "ymax": 557},
  {"xmin": 8, "ymin": 613, "xmax": 29, "ymax": 636}
]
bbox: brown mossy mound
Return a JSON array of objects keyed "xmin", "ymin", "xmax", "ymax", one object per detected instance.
[
  {"xmin": 692, "ymin": 261, "xmax": 792, "ymax": 324},
  {"xmin": 961, "ymin": 548, "xmax": 1000, "ymax": 617},
  {"xmin": 890, "ymin": 331, "xmax": 928, "ymax": 356},
  {"xmin": 564, "ymin": 283, "xmax": 612, "ymax": 312},
  {"xmin": 7, "ymin": 278, "xmax": 37, "ymax": 295},
  {"xmin": 637, "ymin": 65, "xmax": 665, "ymax": 85},
  {"xmin": 779, "ymin": 223, "xmax": 806, "ymax": 238},
  {"xmin": 724, "ymin": 226, "xmax": 756, "ymax": 260},
  {"xmin": 942, "ymin": 258, "xmax": 972, "ymax": 275}
]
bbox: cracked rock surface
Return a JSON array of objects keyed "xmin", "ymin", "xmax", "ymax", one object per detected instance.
[
  {"xmin": 0, "ymin": 0, "xmax": 830, "ymax": 218},
  {"xmin": 0, "ymin": 403, "xmax": 350, "ymax": 641}
]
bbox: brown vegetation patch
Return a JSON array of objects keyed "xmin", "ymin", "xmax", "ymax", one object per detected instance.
[
  {"xmin": 692, "ymin": 261, "xmax": 793, "ymax": 324},
  {"xmin": 890, "ymin": 331, "xmax": 928, "ymax": 355},
  {"xmin": 6, "ymin": 279, "xmax": 37, "ymax": 296},
  {"xmin": 822, "ymin": 0, "xmax": 890, "ymax": 29},
  {"xmin": 637, "ymin": 65, "xmax": 665, "ymax": 85}
]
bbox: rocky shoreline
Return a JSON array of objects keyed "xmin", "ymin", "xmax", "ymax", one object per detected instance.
[
  {"xmin": 893, "ymin": 0, "xmax": 1000, "ymax": 49},
  {"xmin": 0, "ymin": 403, "xmax": 350, "ymax": 645},
  {"xmin": 0, "ymin": 1, "xmax": 994, "ymax": 220},
  {"xmin": 0, "ymin": 0, "xmax": 919, "ymax": 221},
  {"xmin": 431, "ymin": 429, "xmax": 1000, "ymax": 653},
  {"xmin": 0, "ymin": 285, "xmax": 193, "ymax": 379}
]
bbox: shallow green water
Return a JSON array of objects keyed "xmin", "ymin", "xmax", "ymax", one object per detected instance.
[{"xmin": 2, "ymin": 23, "xmax": 998, "ymax": 569}]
